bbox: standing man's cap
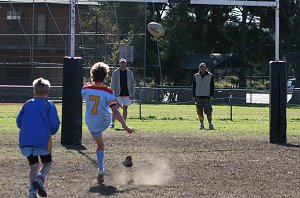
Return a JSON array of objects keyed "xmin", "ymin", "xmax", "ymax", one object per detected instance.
[{"xmin": 119, "ymin": 58, "xmax": 127, "ymax": 63}]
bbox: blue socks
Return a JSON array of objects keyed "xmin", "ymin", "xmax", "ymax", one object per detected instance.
[{"xmin": 96, "ymin": 150, "xmax": 105, "ymax": 171}]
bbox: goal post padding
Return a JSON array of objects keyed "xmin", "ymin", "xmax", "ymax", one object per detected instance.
[
  {"xmin": 269, "ymin": 61, "xmax": 287, "ymax": 144},
  {"xmin": 61, "ymin": 57, "xmax": 83, "ymax": 145}
]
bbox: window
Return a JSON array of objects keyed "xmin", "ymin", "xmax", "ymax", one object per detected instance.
[
  {"xmin": 7, "ymin": 10, "xmax": 21, "ymax": 20},
  {"xmin": 6, "ymin": 8, "xmax": 26, "ymax": 31}
]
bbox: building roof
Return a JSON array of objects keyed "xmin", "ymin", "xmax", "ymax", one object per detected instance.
[
  {"xmin": 182, "ymin": 53, "xmax": 252, "ymax": 70},
  {"xmin": 0, "ymin": 0, "xmax": 98, "ymax": 5}
]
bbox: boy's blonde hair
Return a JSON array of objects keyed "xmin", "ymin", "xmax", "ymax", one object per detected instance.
[
  {"xmin": 33, "ymin": 77, "xmax": 50, "ymax": 96},
  {"xmin": 90, "ymin": 62, "xmax": 110, "ymax": 83}
]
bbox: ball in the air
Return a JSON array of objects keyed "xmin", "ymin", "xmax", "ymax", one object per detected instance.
[{"xmin": 147, "ymin": 22, "xmax": 165, "ymax": 38}]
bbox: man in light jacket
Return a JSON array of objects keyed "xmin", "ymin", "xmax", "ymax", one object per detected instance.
[
  {"xmin": 110, "ymin": 58, "xmax": 135, "ymax": 128},
  {"xmin": 192, "ymin": 62, "xmax": 215, "ymax": 130}
]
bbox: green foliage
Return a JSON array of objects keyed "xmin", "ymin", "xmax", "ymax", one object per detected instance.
[
  {"xmin": 215, "ymin": 76, "xmax": 239, "ymax": 88},
  {"xmin": 215, "ymin": 81, "xmax": 232, "ymax": 88},
  {"xmin": 249, "ymin": 79, "xmax": 269, "ymax": 90},
  {"xmin": 227, "ymin": 76, "xmax": 239, "ymax": 84},
  {"xmin": 78, "ymin": 2, "xmax": 299, "ymax": 90}
]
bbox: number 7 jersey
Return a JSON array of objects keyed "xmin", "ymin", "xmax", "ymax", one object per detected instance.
[{"xmin": 81, "ymin": 85, "xmax": 117, "ymax": 132}]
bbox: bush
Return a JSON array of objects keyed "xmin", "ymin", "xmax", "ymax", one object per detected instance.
[
  {"xmin": 215, "ymin": 76, "xmax": 238, "ymax": 88},
  {"xmin": 249, "ymin": 80, "xmax": 269, "ymax": 90}
]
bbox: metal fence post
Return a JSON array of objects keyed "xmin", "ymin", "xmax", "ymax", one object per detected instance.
[
  {"xmin": 139, "ymin": 85, "xmax": 142, "ymax": 119},
  {"xmin": 250, "ymin": 86, "xmax": 253, "ymax": 103},
  {"xmin": 229, "ymin": 86, "xmax": 233, "ymax": 121}
]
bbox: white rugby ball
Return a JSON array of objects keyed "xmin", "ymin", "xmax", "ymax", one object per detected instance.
[{"xmin": 147, "ymin": 22, "xmax": 165, "ymax": 38}]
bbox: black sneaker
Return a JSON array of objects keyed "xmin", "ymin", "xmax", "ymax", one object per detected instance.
[
  {"xmin": 32, "ymin": 177, "xmax": 47, "ymax": 197},
  {"xmin": 110, "ymin": 123, "xmax": 115, "ymax": 129},
  {"xmin": 97, "ymin": 169, "xmax": 105, "ymax": 184}
]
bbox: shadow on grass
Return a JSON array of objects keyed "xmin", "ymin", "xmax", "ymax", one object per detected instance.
[
  {"xmin": 114, "ymin": 128, "xmax": 125, "ymax": 131},
  {"xmin": 62, "ymin": 144, "xmax": 87, "ymax": 151},
  {"xmin": 271, "ymin": 142, "xmax": 300, "ymax": 148},
  {"xmin": 280, "ymin": 143, "xmax": 300, "ymax": 148},
  {"xmin": 62, "ymin": 144, "xmax": 97, "ymax": 165},
  {"xmin": 89, "ymin": 184, "xmax": 136, "ymax": 195}
]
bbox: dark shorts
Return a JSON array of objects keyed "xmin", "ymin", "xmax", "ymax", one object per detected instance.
[
  {"xmin": 195, "ymin": 97, "xmax": 213, "ymax": 114},
  {"xmin": 27, "ymin": 153, "xmax": 52, "ymax": 165}
]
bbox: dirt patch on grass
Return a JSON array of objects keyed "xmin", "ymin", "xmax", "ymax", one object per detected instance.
[{"xmin": 1, "ymin": 131, "xmax": 300, "ymax": 197}]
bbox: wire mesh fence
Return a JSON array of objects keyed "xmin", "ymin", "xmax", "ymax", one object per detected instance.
[
  {"xmin": 0, "ymin": 85, "xmax": 299, "ymax": 122},
  {"xmin": 0, "ymin": 2, "xmax": 150, "ymax": 86}
]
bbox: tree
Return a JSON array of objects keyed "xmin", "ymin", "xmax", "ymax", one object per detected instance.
[{"xmin": 280, "ymin": 0, "xmax": 300, "ymax": 104}]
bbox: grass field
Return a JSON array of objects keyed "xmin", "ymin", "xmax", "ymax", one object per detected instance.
[
  {"xmin": 0, "ymin": 103, "xmax": 300, "ymax": 197},
  {"xmin": 1, "ymin": 103, "xmax": 299, "ymax": 135}
]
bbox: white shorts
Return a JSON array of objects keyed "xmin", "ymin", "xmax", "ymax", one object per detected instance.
[{"xmin": 116, "ymin": 96, "xmax": 131, "ymax": 107}]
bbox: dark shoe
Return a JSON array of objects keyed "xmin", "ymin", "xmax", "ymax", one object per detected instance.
[
  {"xmin": 32, "ymin": 177, "xmax": 47, "ymax": 197},
  {"xmin": 199, "ymin": 124, "xmax": 204, "ymax": 129},
  {"xmin": 97, "ymin": 170, "xmax": 105, "ymax": 184},
  {"xmin": 110, "ymin": 123, "xmax": 115, "ymax": 129}
]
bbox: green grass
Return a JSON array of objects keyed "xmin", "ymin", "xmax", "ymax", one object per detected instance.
[
  {"xmin": 121, "ymin": 118, "xmax": 299, "ymax": 136},
  {"xmin": 1, "ymin": 103, "xmax": 299, "ymax": 136}
]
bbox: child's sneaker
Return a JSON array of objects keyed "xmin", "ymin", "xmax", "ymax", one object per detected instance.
[
  {"xmin": 209, "ymin": 124, "xmax": 214, "ymax": 130},
  {"xmin": 97, "ymin": 169, "xmax": 105, "ymax": 184},
  {"xmin": 32, "ymin": 177, "xmax": 47, "ymax": 197},
  {"xmin": 199, "ymin": 124, "xmax": 204, "ymax": 129},
  {"xmin": 28, "ymin": 191, "xmax": 37, "ymax": 198}
]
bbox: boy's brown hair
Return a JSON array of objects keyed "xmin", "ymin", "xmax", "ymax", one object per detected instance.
[
  {"xmin": 90, "ymin": 62, "xmax": 110, "ymax": 83},
  {"xmin": 33, "ymin": 77, "xmax": 50, "ymax": 96}
]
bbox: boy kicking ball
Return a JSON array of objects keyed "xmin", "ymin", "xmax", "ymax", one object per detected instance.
[{"xmin": 81, "ymin": 62, "xmax": 134, "ymax": 184}]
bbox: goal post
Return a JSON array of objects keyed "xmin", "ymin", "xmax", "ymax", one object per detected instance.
[
  {"xmin": 71, "ymin": 0, "xmax": 284, "ymax": 144},
  {"xmin": 269, "ymin": 61, "xmax": 287, "ymax": 144},
  {"xmin": 95, "ymin": 0, "xmax": 279, "ymax": 61}
]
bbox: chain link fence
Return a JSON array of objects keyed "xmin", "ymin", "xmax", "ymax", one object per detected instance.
[{"xmin": 1, "ymin": 85, "xmax": 299, "ymax": 122}]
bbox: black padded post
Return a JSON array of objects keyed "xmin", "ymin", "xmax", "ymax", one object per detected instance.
[
  {"xmin": 61, "ymin": 57, "xmax": 83, "ymax": 145},
  {"xmin": 269, "ymin": 61, "xmax": 287, "ymax": 144}
]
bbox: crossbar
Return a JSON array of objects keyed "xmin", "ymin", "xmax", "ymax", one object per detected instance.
[{"xmin": 94, "ymin": 0, "xmax": 276, "ymax": 7}]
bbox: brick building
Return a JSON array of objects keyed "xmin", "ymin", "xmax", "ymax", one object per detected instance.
[{"xmin": 0, "ymin": 1, "xmax": 94, "ymax": 85}]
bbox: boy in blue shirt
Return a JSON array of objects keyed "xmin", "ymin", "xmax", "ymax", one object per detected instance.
[
  {"xmin": 82, "ymin": 62, "xmax": 133, "ymax": 184},
  {"xmin": 17, "ymin": 78, "xmax": 60, "ymax": 198}
]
